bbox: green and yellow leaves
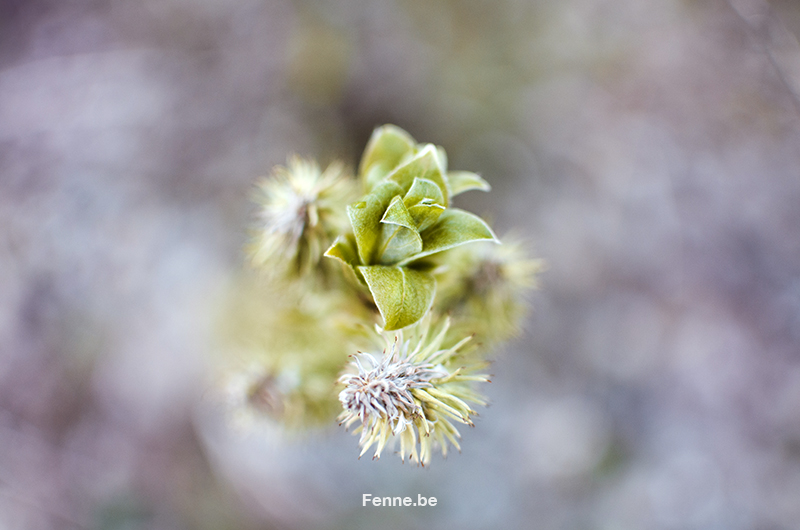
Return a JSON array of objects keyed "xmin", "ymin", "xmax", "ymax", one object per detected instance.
[
  {"xmin": 359, "ymin": 266, "xmax": 435, "ymax": 331},
  {"xmin": 359, "ymin": 125, "xmax": 416, "ymax": 191},
  {"xmin": 404, "ymin": 178, "xmax": 445, "ymax": 231},
  {"xmin": 378, "ymin": 196, "xmax": 423, "ymax": 264},
  {"xmin": 448, "ymin": 171, "xmax": 491, "ymax": 196},
  {"xmin": 324, "ymin": 234, "xmax": 360, "ymax": 269},
  {"xmin": 386, "ymin": 145, "xmax": 450, "ymax": 207},
  {"xmin": 399, "ymin": 208, "xmax": 497, "ymax": 265},
  {"xmin": 326, "ymin": 124, "xmax": 499, "ymax": 330},
  {"xmin": 346, "ymin": 180, "xmax": 403, "ymax": 265}
]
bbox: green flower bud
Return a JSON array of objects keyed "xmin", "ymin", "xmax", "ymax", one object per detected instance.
[{"xmin": 325, "ymin": 126, "xmax": 498, "ymax": 330}]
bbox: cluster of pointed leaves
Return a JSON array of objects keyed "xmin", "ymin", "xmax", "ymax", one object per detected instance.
[
  {"xmin": 338, "ymin": 315, "xmax": 489, "ymax": 465},
  {"xmin": 325, "ymin": 125, "xmax": 498, "ymax": 330}
]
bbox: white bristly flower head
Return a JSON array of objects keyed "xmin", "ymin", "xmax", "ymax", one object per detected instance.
[
  {"xmin": 338, "ymin": 316, "xmax": 489, "ymax": 466},
  {"xmin": 250, "ymin": 156, "xmax": 355, "ymax": 276}
]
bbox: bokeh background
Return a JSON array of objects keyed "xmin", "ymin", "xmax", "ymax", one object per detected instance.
[{"xmin": 3, "ymin": 0, "xmax": 800, "ymax": 528}]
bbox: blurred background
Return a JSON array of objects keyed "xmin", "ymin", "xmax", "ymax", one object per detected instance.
[{"xmin": 3, "ymin": 0, "xmax": 800, "ymax": 528}]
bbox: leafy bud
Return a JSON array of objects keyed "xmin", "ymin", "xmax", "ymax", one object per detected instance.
[{"xmin": 325, "ymin": 126, "xmax": 498, "ymax": 330}]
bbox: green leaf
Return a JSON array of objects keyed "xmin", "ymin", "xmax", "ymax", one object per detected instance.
[
  {"xmin": 377, "ymin": 196, "xmax": 423, "ymax": 264},
  {"xmin": 387, "ymin": 145, "xmax": 450, "ymax": 207},
  {"xmin": 324, "ymin": 234, "xmax": 360, "ymax": 269},
  {"xmin": 403, "ymin": 178, "xmax": 444, "ymax": 208},
  {"xmin": 378, "ymin": 224, "xmax": 423, "ymax": 264},
  {"xmin": 359, "ymin": 265, "xmax": 436, "ymax": 330},
  {"xmin": 407, "ymin": 203, "xmax": 445, "ymax": 232},
  {"xmin": 359, "ymin": 125, "xmax": 416, "ymax": 190},
  {"xmin": 448, "ymin": 171, "xmax": 491, "ymax": 196},
  {"xmin": 381, "ymin": 195, "xmax": 417, "ymax": 231},
  {"xmin": 347, "ymin": 180, "xmax": 403, "ymax": 265},
  {"xmin": 435, "ymin": 146, "xmax": 449, "ymax": 174},
  {"xmin": 403, "ymin": 178, "xmax": 445, "ymax": 231},
  {"xmin": 399, "ymin": 208, "xmax": 498, "ymax": 265}
]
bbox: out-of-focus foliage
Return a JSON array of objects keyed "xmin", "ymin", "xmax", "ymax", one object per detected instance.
[{"xmin": 436, "ymin": 237, "xmax": 544, "ymax": 345}]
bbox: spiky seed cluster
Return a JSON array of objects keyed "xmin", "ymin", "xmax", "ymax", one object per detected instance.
[
  {"xmin": 250, "ymin": 156, "xmax": 354, "ymax": 275},
  {"xmin": 338, "ymin": 317, "xmax": 489, "ymax": 465},
  {"xmin": 339, "ymin": 346, "xmax": 443, "ymax": 434}
]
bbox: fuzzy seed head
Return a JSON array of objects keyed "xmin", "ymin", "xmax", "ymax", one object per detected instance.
[
  {"xmin": 436, "ymin": 237, "xmax": 543, "ymax": 343},
  {"xmin": 250, "ymin": 157, "xmax": 355, "ymax": 275},
  {"xmin": 338, "ymin": 317, "xmax": 489, "ymax": 465},
  {"xmin": 339, "ymin": 343, "xmax": 444, "ymax": 433}
]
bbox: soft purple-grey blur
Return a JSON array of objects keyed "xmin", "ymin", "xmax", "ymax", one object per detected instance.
[{"xmin": 2, "ymin": 0, "xmax": 800, "ymax": 528}]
